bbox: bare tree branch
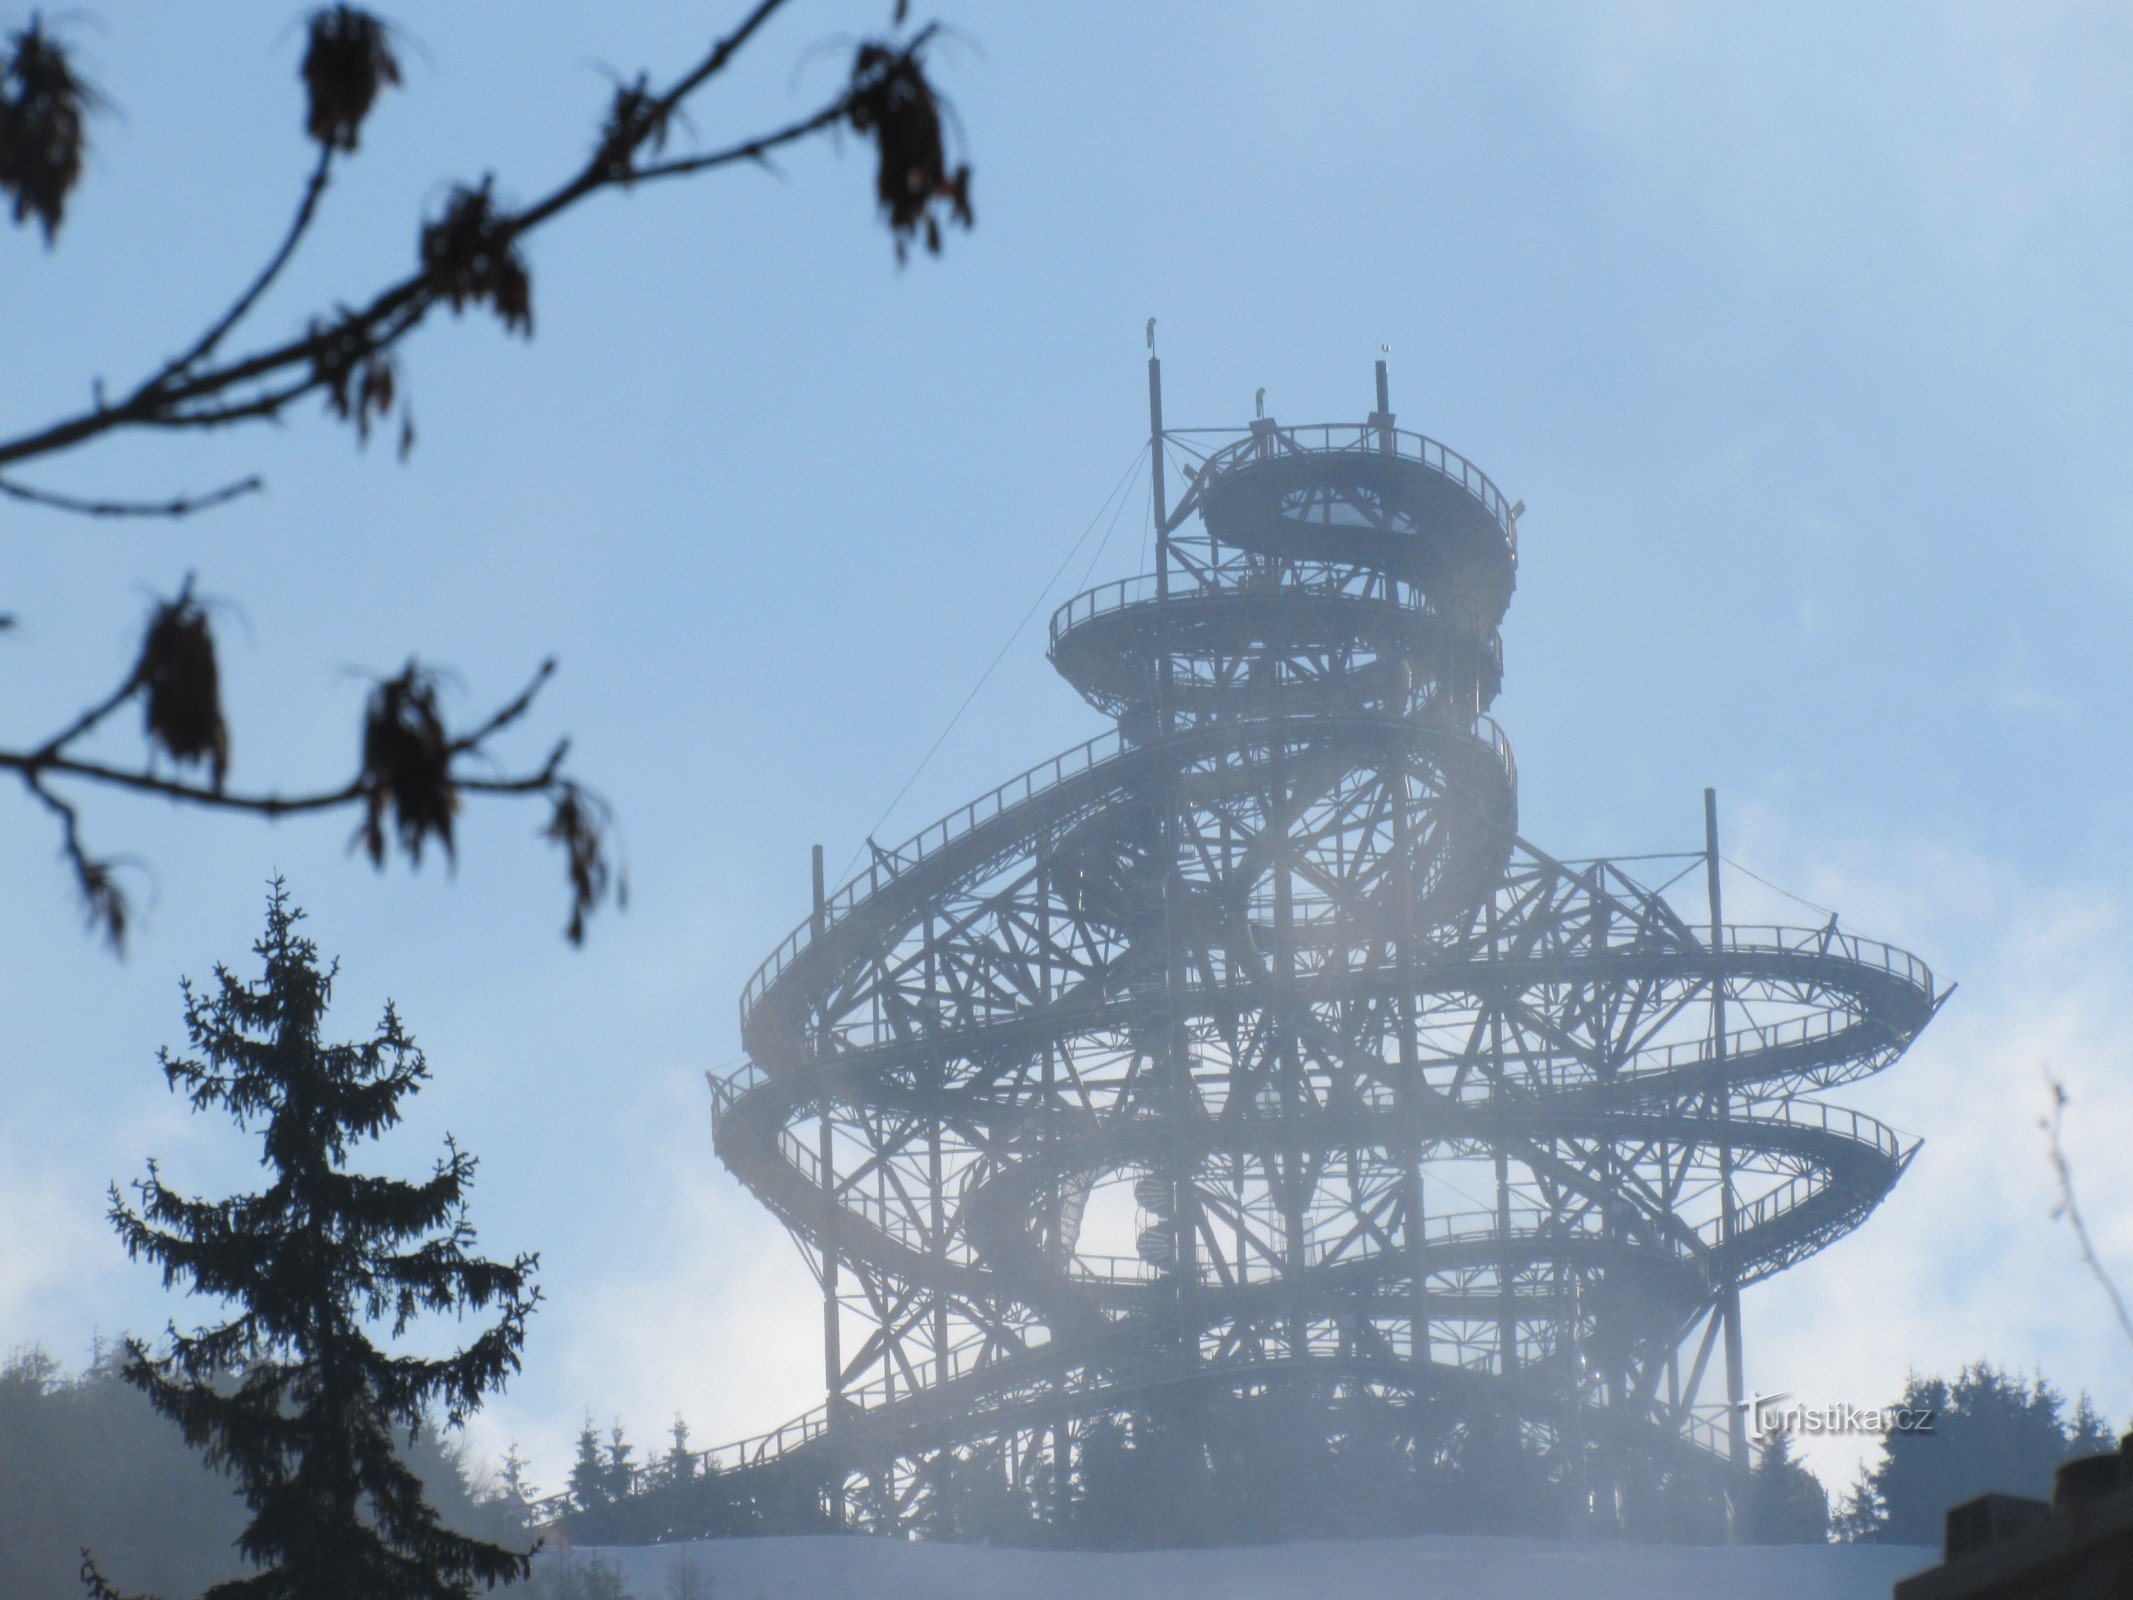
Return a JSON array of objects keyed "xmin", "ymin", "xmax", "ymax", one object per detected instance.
[
  {"xmin": 0, "ymin": 473, "xmax": 263, "ymax": 519},
  {"xmin": 0, "ymin": 1, "xmax": 970, "ymax": 508},
  {"xmin": 627, "ymin": 100, "xmax": 850, "ymax": 185},
  {"xmin": 4, "ymin": 593, "xmax": 614, "ymax": 948},
  {"xmin": 0, "ymin": 0, "xmax": 968, "ymax": 942},
  {"xmin": 31, "ymin": 664, "xmax": 144, "ymax": 761},
  {"xmin": 145, "ymin": 144, "xmax": 337, "ymax": 390},
  {"xmin": 448, "ymin": 658, "xmax": 558, "ymax": 755},
  {"xmin": 1, "ymin": 746, "xmax": 566, "ymax": 819},
  {"xmin": 22, "ymin": 768, "xmax": 135, "ymax": 952},
  {"xmin": 2041, "ymin": 1066, "xmax": 2133, "ymax": 1356}
]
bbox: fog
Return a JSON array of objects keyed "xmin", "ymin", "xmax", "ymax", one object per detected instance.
[{"xmin": 5, "ymin": 3, "xmax": 2132, "ymax": 1596}]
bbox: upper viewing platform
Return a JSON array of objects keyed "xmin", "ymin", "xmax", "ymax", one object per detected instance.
[
  {"xmin": 1190, "ymin": 420, "xmax": 1517, "ymax": 546},
  {"xmin": 1169, "ymin": 403, "xmax": 1520, "ymax": 633},
  {"xmin": 1043, "ymin": 371, "xmax": 1521, "ymax": 726}
]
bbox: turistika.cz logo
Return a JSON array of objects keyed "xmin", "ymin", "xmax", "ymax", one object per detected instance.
[{"xmin": 1738, "ymin": 1391, "xmax": 1937, "ymax": 1444}]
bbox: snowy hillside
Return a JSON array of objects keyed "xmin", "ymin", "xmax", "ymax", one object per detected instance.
[{"xmin": 556, "ymin": 1533, "xmax": 1937, "ymax": 1599}]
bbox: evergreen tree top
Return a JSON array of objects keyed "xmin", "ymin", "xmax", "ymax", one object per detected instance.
[
  {"xmin": 93, "ymin": 882, "xmax": 540, "ymax": 1600},
  {"xmin": 1840, "ymin": 1359, "xmax": 2121, "ymax": 1545}
]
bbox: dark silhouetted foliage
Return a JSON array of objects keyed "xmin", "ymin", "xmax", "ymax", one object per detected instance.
[
  {"xmin": 594, "ymin": 74, "xmax": 670, "ymax": 182},
  {"xmin": 568, "ymin": 1420, "xmax": 611, "ymax": 1515},
  {"xmin": 419, "ymin": 179, "xmax": 534, "ymax": 336},
  {"xmin": 357, "ymin": 663, "xmax": 460, "ymax": 868},
  {"xmin": 847, "ymin": 27, "xmax": 972, "ymax": 261},
  {"xmin": 1838, "ymin": 1361, "xmax": 2119, "ymax": 1544},
  {"xmin": 136, "ymin": 582, "xmax": 230, "ymax": 790},
  {"xmin": 541, "ymin": 1386, "xmax": 1619, "ymax": 1549},
  {"xmin": 0, "ymin": 1345, "xmax": 517, "ymax": 1600},
  {"xmin": 601, "ymin": 1425, "xmax": 638, "ymax": 1508},
  {"xmin": 1744, "ymin": 1428, "xmax": 1830, "ymax": 1544},
  {"xmin": 314, "ymin": 317, "xmax": 406, "ymax": 451},
  {"xmin": 656, "ymin": 1419, "xmax": 698, "ymax": 1492},
  {"xmin": 300, "ymin": 5, "xmax": 401, "ymax": 152},
  {"xmin": 87, "ymin": 885, "xmax": 540, "ymax": 1599},
  {"xmin": 544, "ymin": 785, "xmax": 623, "ymax": 946},
  {"xmin": 8, "ymin": 589, "xmax": 610, "ymax": 955},
  {"xmin": 0, "ymin": 16, "xmax": 96, "ymax": 242}
]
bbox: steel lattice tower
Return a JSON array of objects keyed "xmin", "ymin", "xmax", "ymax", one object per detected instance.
[{"xmin": 710, "ymin": 361, "xmax": 1944, "ymax": 1537}]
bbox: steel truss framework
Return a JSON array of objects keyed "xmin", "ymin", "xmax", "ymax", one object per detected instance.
[{"xmin": 709, "ymin": 364, "xmax": 1945, "ymax": 1537}]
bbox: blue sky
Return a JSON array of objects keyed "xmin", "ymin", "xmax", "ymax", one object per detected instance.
[{"xmin": 4, "ymin": 1, "xmax": 2131, "ymax": 1497}]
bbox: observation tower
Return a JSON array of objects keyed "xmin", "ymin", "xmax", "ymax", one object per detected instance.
[{"xmin": 709, "ymin": 360, "xmax": 1945, "ymax": 1538}]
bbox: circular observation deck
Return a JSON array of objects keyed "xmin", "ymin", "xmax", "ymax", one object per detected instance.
[{"xmin": 1191, "ymin": 423, "xmax": 1518, "ymax": 627}]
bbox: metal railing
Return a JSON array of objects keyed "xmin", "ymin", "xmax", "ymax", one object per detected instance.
[
  {"xmin": 733, "ymin": 915, "xmax": 1921, "ymax": 1127},
  {"xmin": 713, "ymin": 1080, "xmax": 949, "ymax": 1256},
  {"xmin": 1706, "ymin": 923, "xmax": 1934, "ymax": 991},
  {"xmin": 1066, "ymin": 1202, "xmax": 1713, "ymax": 1289},
  {"xmin": 1699, "ymin": 1099, "xmax": 1914, "ymax": 1249},
  {"xmin": 739, "ymin": 727, "xmax": 1127, "ymax": 1021},
  {"xmin": 739, "ymin": 713, "xmax": 1521, "ymax": 1029},
  {"xmin": 1735, "ymin": 1095, "xmax": 1912, "ymax": 1166},
  {"xmin": 732, "ymin": 915, "xmax": 1923, "ymax": 1117},
  {"xmin": 1621, "ymin": 1003, "xmax": 1869, "ymax": 1084},
  {"xmin": 1187, "ymin": 422, "xmax": 1517, "ymax": 548},
  {"xmin": 1048, "ymin": 562, "xmax": 1436, "ymax": 651}
]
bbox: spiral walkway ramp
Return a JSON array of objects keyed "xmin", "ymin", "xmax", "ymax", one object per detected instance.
[{"xmin": 707, "ymin": 364, "xmax": 1946, "ymax": 1536}]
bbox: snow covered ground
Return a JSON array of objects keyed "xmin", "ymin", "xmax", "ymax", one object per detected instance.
[{"xmin": 558, "ymin": 1533, "xmax": 1939, "ymax": 1599}]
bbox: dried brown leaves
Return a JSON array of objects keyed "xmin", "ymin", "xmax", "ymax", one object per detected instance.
[
  {"xmin": 847, "ymin": 30, "xmax": 972, "ymax": 262},
  {"xmin": 419, "ymin": 179, "xmax": 532, "ymax": 336},
  {"xmin": 357, "ymin": 663, "xmax": 457, "ymax": 868},
  {"xmin": 76, "ymin": 856, "xmax": 130, "ymax": 952},
  {"xmin": 596, "ymin": 73, "xmax": 670, "ymax": 183},
  {"xmin": 136, "ymin": 584, "xmax": 229, "ymax": 789},
  {"xmin": 313, "ymin": 314, "xmax": 411, "ymax": 455},
  {"xmin": 301, "ymin": 6, "xmax": 401, "ymax": 152},
  {"xmin": 543, "ymin": 784, "xmax": 622, "ymax": 946},
  {"xmin": 0, "ymin": 18, "xmax": 98, "ymax": 243}
]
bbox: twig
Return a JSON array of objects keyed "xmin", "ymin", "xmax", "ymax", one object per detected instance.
[
  {"xmin": 144, "ymin": 145, "xmax": 337, "ymax": 390},
  {"xmin": 2041, "ymin": 1066, "xmax": 2133, "ymax": 1356},
  {"xmin": 0, "ymin": 473, "xmax": 262, "ymax": 518},
  {"xmin": 448, "ymin": 659, "xmax": 557, "ymax": 754},
  {"xmin": 5, "ymin": 647, "xmax": 606, "ymax": 948},
  {"xmin": 0, "ymin": 0, "xmax": 916, "ymax": 496},
  {"xmin": 627, "ymin": 101, "xmax": 849, "ymax": 185},
  {"xmin": 34, "ymin": 655, "xmax": 151, "ymax": 760},
  {"xmin": 23, "ymin": 769, "xmax": 134, "ymax": 951},
  {"xmin": 3, "ymin": 738, "xmax": 563, "ymax": 818},
  {"xmin": 160, "ymin": 385, "xmax": 324, "ymax": 430}
]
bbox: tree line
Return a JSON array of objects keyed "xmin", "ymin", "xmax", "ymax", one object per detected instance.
[
  {"xmin": 526, "ymin": 1361, "xmax": 2119, "ymax": 1550},
  {"xmin": 2, "ymin": 882, "xmax": 2122, "ymax": 1597},
  {"xmin": 12, "ymin": 1332, "xmax": 2121, "ymax": 1591}
]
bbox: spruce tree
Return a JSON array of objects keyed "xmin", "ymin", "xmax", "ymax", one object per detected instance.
[
  {"xmin": 1839, "ymin": 1362, "xmax": 2114, "ymax": 1543},
  {"xmin": 659, "ymin": 1418, "xmax": 697, "ymax": 1489},
  {"xmin": 496, "ymin": 1445, "xmax": 536, "ymax": 1523},
  {"xmin": 1744, "ymin": 1427, "xmax": 1830, "ymax": 1543},
  {"xmin": 600, "ymin": 1423, "xmax": 636, "ymax": 1503},
  {"xmin": 90, "ymin": 884, "xmax": 539, "ymax": 1600},
  {"xmin": 566, "ymin": 1419, "xmax": 608, "ymax": 1512}
]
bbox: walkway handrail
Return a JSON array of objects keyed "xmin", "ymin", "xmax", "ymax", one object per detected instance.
[
  {"xmin": 736, "ymin": 911, "xmax": 1926, "ymax": 1094},
  {"xmin": 1706, "ymin": 922, "xmax": 1934, "ymax": 989},
  {"xmin": 1049, "ymin": 562, "xmax": 1436, "ymax": 650},
  {"xmin": 732, "ymin": 912, "xmax": 1927, "ymax": 1122},
  {"xmin": 739, "ymin": 713, "xmax": 1522, "ymax": 1029},
  {"xmin": 1187, "ymin": 422, "xmax": 1518, "ymax": 550},
  {"xmin": 737, "ymin": 726, "xmax": 1125, "ymax": 1021}
]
